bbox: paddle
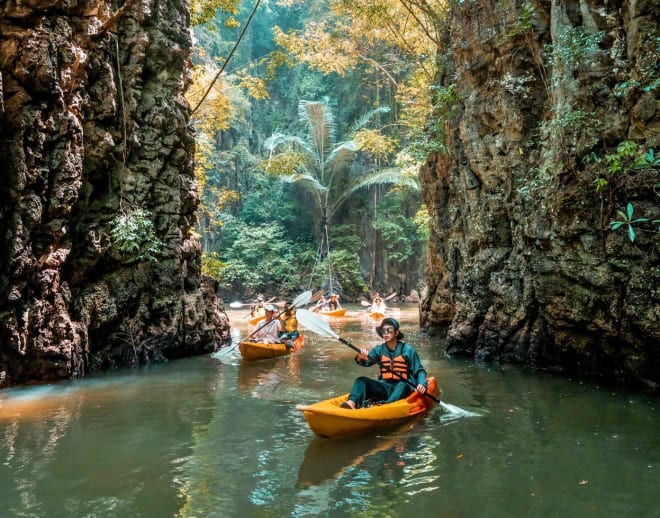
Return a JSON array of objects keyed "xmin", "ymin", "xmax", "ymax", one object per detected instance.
[
  {"xmin": 296, "ymin": 309, "xmax": 440, "ymax": 404},
  {"xmin": 214, "ymin": 291, "xmax": 313, "ymax": 358}
]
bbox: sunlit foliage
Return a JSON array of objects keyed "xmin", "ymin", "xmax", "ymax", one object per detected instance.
[{"xmin": 190, "ymin": 0, "xmax": 240, "ymax": 27}]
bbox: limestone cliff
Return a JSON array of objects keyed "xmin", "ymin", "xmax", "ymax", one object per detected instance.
[
  {"xmin": 421, "ymin": 0, "xmax": 659, "ymax": 389},
  {"xmin": 0, "ymin": 0, "xmax": 229, "ymax": 388}
]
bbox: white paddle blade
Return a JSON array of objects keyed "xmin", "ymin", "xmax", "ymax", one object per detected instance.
[
  {"xmin": 296, "ymin": 309, "xmax": 340, "ymax": 339},
  {"xmin": 292, "ymin": 290, "xmax": 313, "ymax": 308},
  {"xmin": 229, "ymin": 301, "xmax": 245, "ymax": 309}
]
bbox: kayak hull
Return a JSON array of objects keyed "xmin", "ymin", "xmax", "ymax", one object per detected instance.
[
  {"xmin": 296, "ymin": 377, "xmax": 440, "ymax": 439},
  {"xmin": 319, "ymin": 308, "xmax": 346, "ymax": 317},
  {"xmin": 239, "ymin": 335, "xmax": 305, "ymax": 361},
  {"xmin": 369, "ymin": 311, "xmax": 385, "ymax": 319}
]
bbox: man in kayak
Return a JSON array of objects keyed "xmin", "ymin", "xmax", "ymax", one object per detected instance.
[
  {"xmin": 278, "ymin": 301, "xmax": 299, "ymax": 345},
  {"xmin": 249, "ymin": 294, "xmax": 266, "ymax": 318},
  {"xmin": 341, "ymin": 318, "xmax": 428, "ymax": 409},
  {"xmin": 368, "ymin": 294, "xmax": 387, "ymax": 314},
  {"xmin": 251, "ymin": 304, "xmax": 285, "ymax": 344},
  {"xmin": 312, "ymin": 295, "xmax": 327, "ymax": 313},
  {"xmin": 327, "ymin": 293, "xmax": 342, "ymax": 311}
]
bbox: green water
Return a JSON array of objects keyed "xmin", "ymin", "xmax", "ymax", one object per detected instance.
[{"xmin": 0, "ymin": 305, "xmax": 657, "ymax": 517}]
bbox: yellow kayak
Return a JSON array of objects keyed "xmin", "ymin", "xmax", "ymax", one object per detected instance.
[
  {"xmin": 239, "ymin": 335, "xmax": 305, "ymax": 361},
  {"xmin": 296, "ymin": 377, "xmax": 440, "ymax": 439},
  {"xmin": 319, "ymin": 308, "xmax": 346, "ymax": 316}
]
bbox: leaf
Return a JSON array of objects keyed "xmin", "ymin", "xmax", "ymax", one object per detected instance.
[
  {"xmin": 626, "ymin": 202, "xmax": 634, "ymax": 219},
  {"xmin": 628, "ymin": 225, "xmax": 636, "ymax": 242},
  {"xmin": 610, "ymin": 221, "xmax": 624, "ymax": 230}
]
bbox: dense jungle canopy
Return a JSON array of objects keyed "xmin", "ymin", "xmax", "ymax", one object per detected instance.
[{"xmin": 186, "ymin": 0, "xmax": 441, "ymax": 301}]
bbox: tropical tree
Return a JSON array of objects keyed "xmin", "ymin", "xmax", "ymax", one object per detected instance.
[{"xmin": 261, "ymin": 98, "xmax": 418, "ymax": 293}]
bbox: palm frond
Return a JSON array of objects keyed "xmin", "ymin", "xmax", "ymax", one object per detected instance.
[
  {"xmin": 325, "ymin": 141, "xmax": 358, "ymax": 171},
  {"xmin": 263, "ymin": 133, "xmax": 314, "ymax": 157},
  {"xmin": 349, "ymin": 106, "xmax": 391, "ymax": 134},
  {"xmin": 281, "ymin": 173, "xmax": 329, "ymax": 194},
  {"xmin": 328, "ymin": 167, "xmax": 419, "ymax": 218},
  {"xmin": 298, "ymin": 100, "xmax": 337, "ymax": 163}
]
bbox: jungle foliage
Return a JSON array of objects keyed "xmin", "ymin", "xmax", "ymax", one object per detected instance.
[{"xmin": 187, "ymin": 0, "xmax": 443, "ymax": 299}]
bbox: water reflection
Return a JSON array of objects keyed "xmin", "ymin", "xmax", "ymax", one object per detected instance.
[{"xmin": 297, "ymin": 429, "xmax": 414, "ymax": 487}]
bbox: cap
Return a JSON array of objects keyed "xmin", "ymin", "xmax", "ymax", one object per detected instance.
[
  {"xmin": 264, "ymin": 304, "xmax": 276, "ymax": 312},
  {"xmin": 376, "ymin": 318, "xmax": 403, "ymax": 340}
]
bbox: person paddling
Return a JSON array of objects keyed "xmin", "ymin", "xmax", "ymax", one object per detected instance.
[
  {"xmin": 368, "ymin": 294, "xmax": 387, "ymax": 314},
  {"xmin": 341, "ymin": 318, "xmax": 428, "ymax": 409},
  {"xmin": 250, "ymin": 304, "xmax": 283, "ymax": 344}
]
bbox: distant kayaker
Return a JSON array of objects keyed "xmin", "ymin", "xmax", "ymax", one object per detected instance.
[
  {"xmin": 250, "ymin": 294, "xmax": 266, "ymax": 317},
  {"xmin": 341, "ymin": 318, "xmax": 428, "ymax": 409},
  {"xmin": 327, "ymin": 293, "xmax": 341, "ymax": 311},
  {"xmin": 368, "ymin": 294, "xmax": 387, "ymax": 314},
  {"xmin": 251, "ymin": 304, "xmax": 284, "ymax": 344},
  {"xmin": 312, "ymin": 295, "xmax": 327, "ymax": 313}
]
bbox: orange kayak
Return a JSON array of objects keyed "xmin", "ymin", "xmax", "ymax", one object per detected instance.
[
  {"xmin": 319, "ymin": 308, "xmax": 346, "ymax": 317},
  {"xmin": 369, "ymin": 311, "xmax": 385, "ymax": 319},
  {"xmin": 238, "ymin": 334, "xmax": 305, "ymax": 361},
  {"xmin": 296, "ymin": 377, "xmax": 440, "ymax": 438}
]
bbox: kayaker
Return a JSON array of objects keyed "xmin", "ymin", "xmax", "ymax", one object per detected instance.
[
  {"xmin": 250, "ymin": 294, "xmax": 266, "ymax": 317},
  {"xmin": 251, "ymin": 304, "xmax": 284, "ymax": 344},
  {"xmin": 312, "ymin": 295, "xmax": 327, "ymax": 313},
  {"xmin": 328, "ymin": 293, "xmax": 342, "ymax": 311},
  {"xmin": 278, "ymin": 302, "xmax": 299, "ymax": 345},
  {"xmin": 341, "ymin": 318, "xmax": 428, "ymax": 409},
  {"xmin": 368, "ymin": 294, "xmax": 387, "ymax": 314}
]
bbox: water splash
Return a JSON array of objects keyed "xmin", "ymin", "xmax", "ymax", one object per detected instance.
[{"xmin": 438, "ymin": 401, "xmax": 482, "ymax": 419}]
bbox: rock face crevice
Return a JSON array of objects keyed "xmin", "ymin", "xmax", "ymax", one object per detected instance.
[
  {"xmin": 421, "ymin": 0, "xmax": 659, "ymax": 389},
  {"xmin": 0, "ymin": 0, "xmax": 229, "ymax": 388}
]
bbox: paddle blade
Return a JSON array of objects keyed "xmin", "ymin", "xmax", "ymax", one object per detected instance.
[
  {"xmin": 360, "ymin": 300, "xmax": 370, "ymax": 307},
  {"xmin": 309, "ymin": 289, "xmax": 325, "ymax": 304},
  {"xmin": 384, "ymin": 292, "xmax": 398, "ymax": 302},
  {"xmin": 292, "ymin": 290, "xmax": 313, "ymax": 308},
  {"xmin": 229, "ymin": 301, "xmax": 245, "ymax": 309},
  {"xmin": 296, "ymin": 309, "xmax": 340, "ymax": 339}
]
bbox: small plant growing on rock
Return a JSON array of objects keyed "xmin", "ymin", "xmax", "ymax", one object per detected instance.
[
  {"xmin": 110, "ymin": 208, "xmax": 163, "ymax": 262},
  {"xmin": 609, "ymin": 202, "xmax": 658, "ymax": 242}
]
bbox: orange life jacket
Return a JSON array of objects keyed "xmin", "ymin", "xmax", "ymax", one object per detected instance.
[{"xmin": 379, "ymin": 354, "xmax": 408, "ymax": 380}]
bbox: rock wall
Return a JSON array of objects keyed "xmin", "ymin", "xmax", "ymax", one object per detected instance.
[
  {"xmin": 421, "ymin": 0, "xmax": 659, "ymax": 389},
  {"xmin": 0, "ymin": 0, "xmax": 229, "ymax": 388}
]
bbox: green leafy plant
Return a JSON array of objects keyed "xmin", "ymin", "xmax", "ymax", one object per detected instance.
[
  {"xmin": 592, "ymin": 142, "xmax": 660, "ymax": 192},
  {"xmin": 610, "ymin": 203, "xmax": 649, "ymax": 242},
  {"xmin": 633, "ymin": 148, "xmax": 660, "ymax": 169},
  {"xmin": 110, "ymin": 208, "xmax": 163, "ymax": 262}
]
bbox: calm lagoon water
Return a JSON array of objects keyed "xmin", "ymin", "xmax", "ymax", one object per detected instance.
[{"xmin": 1, "ymin": 304, "xmax": 658, "ymax": 517}]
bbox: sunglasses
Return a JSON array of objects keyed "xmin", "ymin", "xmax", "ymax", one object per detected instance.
[{"xmin": 381, "ymin": 326, "xmax": 396, "ymax": 334}]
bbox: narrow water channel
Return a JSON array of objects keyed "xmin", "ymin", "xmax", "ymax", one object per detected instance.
[{"xmin": 1, "ymin": 305, "xmax": 657, "ymax": 517}]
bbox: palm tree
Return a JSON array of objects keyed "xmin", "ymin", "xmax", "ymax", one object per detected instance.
[{"xmin": 263, "ymin": 99, "xmax": 418, "ymax": 292}]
